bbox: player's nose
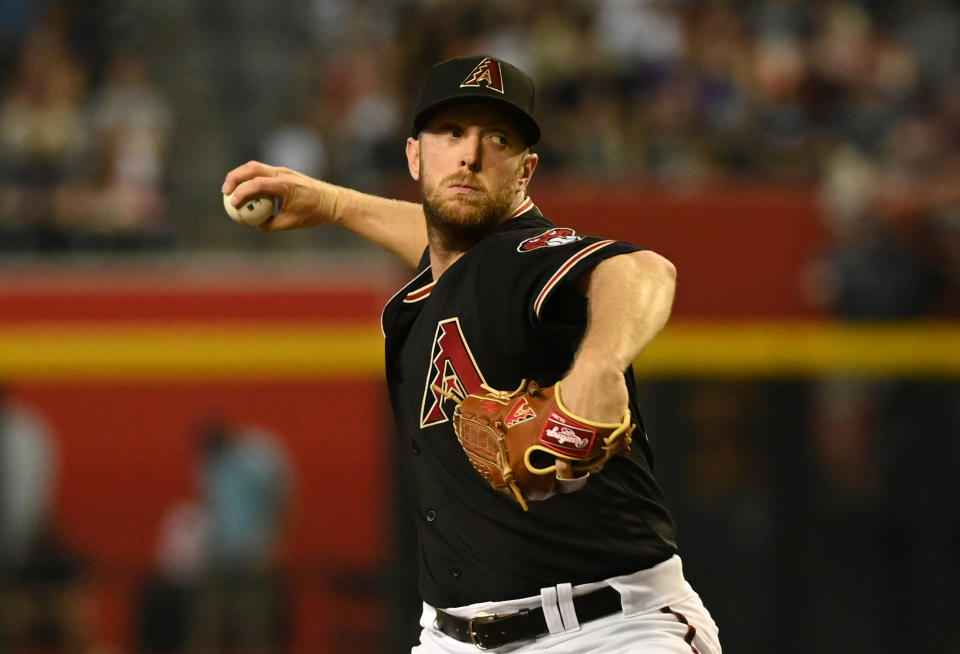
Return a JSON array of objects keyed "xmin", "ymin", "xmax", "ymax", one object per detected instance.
[{"xmin": 458, "ymin": 132, "xmax": 483, "ymax": 171}]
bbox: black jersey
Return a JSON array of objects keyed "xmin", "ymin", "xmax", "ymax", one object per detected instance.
[{"xmin": 381, "ymin": 202, "xmax": 678, "ymax": 608}]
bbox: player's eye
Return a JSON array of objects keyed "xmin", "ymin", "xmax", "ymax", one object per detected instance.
[
  {"xmin": 429, "ymin": 123, "xmax": 462, "ymax": 138},
  {"xmin": 489, "ymin": 134, "xmax": 509, "ymax": 146}
]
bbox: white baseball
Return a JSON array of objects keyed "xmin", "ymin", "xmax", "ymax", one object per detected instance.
[{"xmin": 223, "ymin": 191, "xmax": 276, "ymax": 226}]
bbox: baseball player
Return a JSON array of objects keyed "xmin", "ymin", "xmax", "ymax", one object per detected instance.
[{"xmin": 223, "ymin": 55, "xmax": 721, "ymax": 653}]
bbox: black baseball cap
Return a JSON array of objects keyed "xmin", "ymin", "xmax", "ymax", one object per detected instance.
[{"xmin": 411, "ymin": 55, "xmax": 540, "ymax": 146}]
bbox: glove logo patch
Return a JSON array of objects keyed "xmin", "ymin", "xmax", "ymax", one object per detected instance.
[
  {"xmin": 480, "ymin": 399, "xmax": 504, "ymax": 413},
  {"xmin": 539, "ymin": 411, "xmax": 597, "ymax": 457},
  {"xmin": 518, "ymin": 228, "xmax": 583, "ymax": 252},
  {"xmin": 504, "ymin": 397, "xmax": 536, "ymax": 427}
]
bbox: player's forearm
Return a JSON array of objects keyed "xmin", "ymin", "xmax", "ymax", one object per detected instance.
[
  {"xmin": 222, "ymin": 161, "xmax": 428, "ymax": 269},
  {"xmin": 327, "ymin": 184, "xmax": 428, "ymax": 269},
  {"xmin": 575, "ymin": 250, "xmax": 676, "ymax": 373}
]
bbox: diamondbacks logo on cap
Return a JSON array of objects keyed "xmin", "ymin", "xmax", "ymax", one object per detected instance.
[{"xmin": 460, "ymin": 57, "xmax": 504, "ymax": 94}]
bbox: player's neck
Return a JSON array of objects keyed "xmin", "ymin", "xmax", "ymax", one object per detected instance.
[
  {"xmin": 426, "ymin": 227, "xmax": 472, "ymax": 279},
  {"xmin": 428, "ymin": 247, "xmax": 464, "ymax": 280},
  {"xmin": 425, "ymin": 218, "xmax": 502, "ymax": 279}
]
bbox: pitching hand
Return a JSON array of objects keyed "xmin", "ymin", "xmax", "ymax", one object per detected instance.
[{"xmin": 222, "ymin": 160, "xmax": 341, "ymax": 233}]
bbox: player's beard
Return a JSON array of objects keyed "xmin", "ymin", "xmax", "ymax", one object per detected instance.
[{"xmin": 420, "ymin": 166, "xmax": 521, "ymax": 251}]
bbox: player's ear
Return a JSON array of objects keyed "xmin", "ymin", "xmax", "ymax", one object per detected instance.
[
  {"xmin": 406, "ymin": 137, "xmax": 421, "ymax": 181},
  {"xmin": 519, "ymin": 151, "xmax": 538, "ymax": 189}
]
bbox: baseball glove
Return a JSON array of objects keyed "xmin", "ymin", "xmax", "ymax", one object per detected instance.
[{"xmin": 447, "ymin": 380, "xmax": 634, "ymax": 511}]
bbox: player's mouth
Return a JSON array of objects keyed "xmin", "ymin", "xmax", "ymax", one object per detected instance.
[
  {"xmin": 448, "ymin": 183, "xmax": 480, "ymax": 193},
  {"xmin": 445, "ymin": 175, "xmax": 484, "ymax": 194}
]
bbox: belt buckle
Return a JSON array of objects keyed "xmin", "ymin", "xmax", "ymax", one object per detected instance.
[{"xmin": 467, "ymin": 613, "xmax": 498, "ymax": 650}]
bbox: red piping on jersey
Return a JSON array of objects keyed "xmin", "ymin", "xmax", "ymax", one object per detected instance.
[
  {"xmin": 510, "ymin": 196, "xmax": 534, "ymax": 218},
  {"xmin": 533, "ymin": 240, "xmax": 616, "ymax": 317},
  {"xmin": 396, "ymin": 198, "xmax": 532, "ymax": 307},
  {"xmin": 381, "ymin": 266, "xmax": 433, "ymax": 337},
  {"xmin": 659, "ymin": 606, "xmax": 701, "ymax": 654},
  {"xmin": 404, "ymin": 280, "xmax": 437, "ymax": 303}
]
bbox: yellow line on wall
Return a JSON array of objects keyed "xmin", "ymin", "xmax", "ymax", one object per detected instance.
[
  {"xmin": 0, "ymin": 324, "xmax": 385, "ymax": 382},
  {"xmin": 636, "ymin": 321, "xmax": 960, "ymax": 377},
  {"xmin": 0, "ymin": 321, "xmax": 957, "ymax": 382}
]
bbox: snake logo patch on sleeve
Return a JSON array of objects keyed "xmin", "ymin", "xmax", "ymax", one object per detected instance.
[{"xmin": 518, "ymin": 228, "xmax": 583, "ymax": 252}]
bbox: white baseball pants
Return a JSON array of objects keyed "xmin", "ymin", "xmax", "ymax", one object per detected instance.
[{"xmin": 412, "ymin": 555, "xmax": 721, "ymax": 653}]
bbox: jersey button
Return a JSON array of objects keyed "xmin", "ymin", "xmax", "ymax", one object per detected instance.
[
  {"xmin": 411, "ymin": 442, "xmax": 421, "ymax": 455},
  {"xmin": 450, "ymin": 566, "xmax": 462, "ymax": 578},
  {"xmin": 425, "ymin": 509, "xmax": 438, "ymax": 523}
]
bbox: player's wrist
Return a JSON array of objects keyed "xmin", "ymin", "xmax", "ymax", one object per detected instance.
[
  {"xmin": 313, "ymin": 179, "xmax": 345, "ymax": 226},
  {"xmin": 568, "ymin": 349, "xmax": 624, "ymax": 381}
]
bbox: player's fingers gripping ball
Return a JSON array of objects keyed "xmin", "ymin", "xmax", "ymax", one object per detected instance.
[
  {"xmin": 223, "ymin": 191, "xmax": 277, "ymax": 226},
  {"xmin": 450, "ymin": 380, "xmax": 634, "ymax": 511}
]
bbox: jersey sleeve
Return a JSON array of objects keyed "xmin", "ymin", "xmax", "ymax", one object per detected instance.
[
  {"xmin": 527, "ymin": 237, "xmax": 641, "ymax": 323},
  {"xmin": 477, "ymin": 227, "xmax": 642, "ymax": 336}
]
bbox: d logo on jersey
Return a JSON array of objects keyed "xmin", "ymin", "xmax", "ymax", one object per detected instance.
[
  {"xmin": 518, "ymin": 227, "xmax": 583, "ymax": 252},
  {"xmin": 460, "ymin": 57, "xmax": 505, "ymax": 94},
  {"xmin": 421, "ymin": 318, "xmax": 486, "ymax": 428}
]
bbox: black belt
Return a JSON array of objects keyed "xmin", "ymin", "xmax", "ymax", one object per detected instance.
[{"xmin": 435, "ymin": 585, "xmax": 623, "ymax": 650}]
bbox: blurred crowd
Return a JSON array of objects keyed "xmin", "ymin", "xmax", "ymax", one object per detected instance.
[
  {"xmin": 0, "ymin": 385, "xmax": 96, "ymax": 654},
  {"xmin": 0, "ymin": 0, "xmax": 957, "ymax": 307},
  {"xmin": 138, "ymin": 416, "xmax": 291, "ymax": 654},
  {"xmin": 0, "ymin": 1, "xmax": 174, "ymax": 253},
  {"xmin": 0, "ymin": 387, "xmax": 293, "ymax": 654}
]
